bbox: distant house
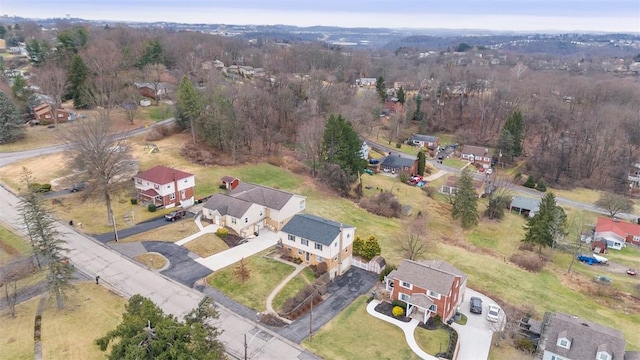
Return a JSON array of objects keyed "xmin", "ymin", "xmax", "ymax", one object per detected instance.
[
  {"xmin": 356, "ymin": 77, "xmax": 377, "ymax": 87},
  {"xmin": 133, "ymin": 165, "xmax": 195, "ymax": 208},
  {"xmin": 409, "ymin": 134, "xmax": 440, "ymax": 150},
  {"xmin": 461, "ymin": 145, "xmax": 492, "ymax": 169},
  {"xmin": 385, "ymin": 259, "xmax": 467, "ymax": 323},
  {"xmin": 279, "ymin": 214, "xmax": 355, "ymax": 279},
  {"xmin": 440, "ymin": 176, "xmax": 484, "ymax": 197},
  {"xmin": 32, "ymin": 103, "xmax": 76, "ymax": 125},
  {"xmin": 380, "ymin": 154, "xmax": 418, "ymax": 175},
  {"xmin": 593, "ymin": 217, "xmax": 640, "ymax": 250},
  {"xmin": 537, "ymin": 312, "xmax": 626, "ymax": 360},
  {"xmin": 628, "ymin": 162, "xmax": 640, "ymax": 188},
  {"xmin": 359, "ymin": 141, "xmax": 370, "ymax": 160},
  {"xmin": 135, "ymin": 82, "xmax": 174, "ymax": 100},
  {"xmin": 385, "ymin": 97, "xmax": 404, "ymax": 114},
  {"xmin": 202, "ymin": 182, "xmax": 306, "ymax": 234},
  {"xmin": 510, "ymin": 196, "xmax": 541, "ymax": 217}
]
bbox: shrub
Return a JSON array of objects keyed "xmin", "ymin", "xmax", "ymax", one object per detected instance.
[
  {"xmin": 509, "ymin": 251, "xmax": 545, "ymax": 272},
  {"xmin": 395, "ymin": 143, "xmax": 402, "ymax": 149},
  {"xmin": 523, "ymin": 175, "xmax": 536, "ymax": 188},
  {"xmin": 392, "ymin": 300, "xmax": 407, "ymax": 309},
  {"xmin": 514, "ymin": 171, "xmax": 522, "ymax": 183},
  {"xmin": 399, "ymin": 172, "xmax": 409, "ymax": 183},
  {"xmin": 535, "ymin": 179, "xmax": 547, "ymax": 192},
  {"xmin": 433, "ymin": 314, "xmax": 442, "ymax": 325},
  {"xmin": 29, "ymin": 183, "xmax": 51, "ymax": 193},
  {"xmin": 379, "ymin": 264, "xmax": 397, "ymax": 281},
  {"xmin": 310, "ymin": 262, "xmax": 328, "ymax": 278},
  {"xmin": 360, "ymin": 191, "xmax": 403, "ymax": 218},
  {"xmin": 147, "ymin": 204, "xmax": 157, "ymax": 212},
  {"xmin": 515, "ymin": 338, "xmax": 535, "ymax": 354},
  {"xmin": 144, "ymin": 123, "xmax": 178, "ymax": 141},
  {"xmin": 266, "ymin": 156, "xmax": 284, "ymax": 167},
  {"xmin": 215, "ymin": 228, "xmax": 229, "ymax": 239},
  {"xmin": 130, "ymin": 198, "xmax": 138, "ymax": 205},
  {"xmin": 392, "ymin": 306, "xmax": 404, "ymax": 317},
  {"xmin": 422, "ymin": 186, "xmax": 437, "ymax": 198}
]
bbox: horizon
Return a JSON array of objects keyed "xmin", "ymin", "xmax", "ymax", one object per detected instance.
[{"xmin": 2, "ymin": 0, "xmax": 640, "ymax": 33}]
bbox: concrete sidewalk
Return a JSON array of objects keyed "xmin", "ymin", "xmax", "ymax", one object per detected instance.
[
  {"xmin": 424, "ymin": 169, "xmax": 448, "ymax": 182},
  {"xmin": 366, "ymin": 300, "xmax": 436, "ymax": 360},
  {"xmin": 265, "ymin": 260, "xmax": 306, "ymax": 318},
  {"xmin": 175, "ymin": 214, "xmax": 219, "ymax": 246},
  {"xmin": 196, "ymin": 230, "xmax": 280, "ymax": 271}
]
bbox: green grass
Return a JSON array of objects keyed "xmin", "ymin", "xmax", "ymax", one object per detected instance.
[
  {"xmin": 207, "ymin": 251, "xmax": 295, "ymax": 311},
  {"xmin": 442, "ymin": 158, "xmax": 469, "ymax": 169},
  {"xmin": 303, "ymin": 296, "xmax": 420, "ymax": 360},
  {"xmin": 144, "ymin": 104, "xmax": 174, "ymax": 121},
  {"xmin": 0, "ymin": 225, "xmax": 32, "ymax": 265},
  {"xmin": 414, "ymin": 327, "xmax": 450, "ymax": 356},
  {"xmin": 272, "ymin": 267, "xmax": 315, "ymax": 311}
]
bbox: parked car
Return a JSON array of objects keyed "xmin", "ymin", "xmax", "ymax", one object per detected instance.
[
  {"xmin": 486, "ymin": 168, "xmax": 494, "ymax": 175},
  {"xmin": 592, "ymin": 275, "xmax": 612, "ymax": 285},
  {"xmin": 487, "ymin": 304, "xmax": 501, "ymax": 322},
  {"xmin": 164, "ymin": 209, "xmax": 187, "ymax": 221},
  {"xmin": 70, "ymin": 182, "xmax": 86, "ymax": 192},
  {"xmin": 627, "ymin": 268, "xmax": 637, "ymax": 276},
  {"xmin": 470, "ymin": 296, "xmax": 483, "ymax": 314}
]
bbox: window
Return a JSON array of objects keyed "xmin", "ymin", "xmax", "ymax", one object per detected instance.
[
  {"xmin": 154, "ymin": 184, "xmax": 160, "ymax": 190},
  {"xmin": 428, "ymin": 290, "xmax": 441, "ymax": 299},
  {"xmin": 400, "ymin": 293, "xmax": 410, "ymax": 301},
  {"xmin": 347, "ymin": 233, "xmax": 350, "ymax": 238},
  {"xmin": 334, "ymin": 242, "xmax": 338, "ymax": 247},
  {"xmin": 301, "ymin": 239, "xmax": 309, "ymax": 246},
  {"xmin": 400, "ymin": 281, "xmax": 412, "ymax": 290},
  {"xmin": 259, "ymin": 210, "xmax": 263, "ymax": 216},
  {"xmin": 169, "ymin": 193, "xmax": 175, "ymax": 200},
  {"xmin": 231, "ymin": 218, "xmax": 237, "ymax": 224},
  {"xmin": 136, "ymin": 179, "xmax": 142, "ymax": 185},
  {"xmin": 244, "ymin": 217, "xmax": 248, "ymax": 223},
  {"xmin": 317, "ymin": 256, "xmax": 324, "ymax": 262},
  {"xmin": 298, "ymin": 249, "xmax": 303, "ymax": 255},
  {"xmin": 315, "ymin": 243, "xmax": 323, "ymax": 251},
  {"xmin": 288, "ymin": 234, "xmax": 295, "ymax": 242},
  {"xmin": 428, "ymin": 304, "xmax": 437, "ymax": 312},
  {"xmin": 598, "ymin": 352, "xmax": 611, "ymax": 360},
  {"xmin": 557, "ymin": 338, "xmax": 571, "ymax": 349}
]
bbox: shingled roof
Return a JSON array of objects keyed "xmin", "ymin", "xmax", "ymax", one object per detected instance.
[
  {"xmin": 409, "ymin": 134, "xmax": 439, "ymax": 143},
  {"xmin": 203, "ymin": 193, "xmax": 255, "ymax": 218},
  {"xmin": 135, "ymin": 165, "xmax": 193, "ymax": 185},
  {"xmin": 229, "ymin": 182, "xmax": 296, "ymax": 210},
  {"xmin": 388, "ymin": 259, "xmax": 466, "ymax": 295},
  {"xmin": 281, "ymin": 214, "xmax": 354, "ymax": 246},
  {"xmin": 541, "ymin": 312, "xmax": 626, "ymax": 360}
]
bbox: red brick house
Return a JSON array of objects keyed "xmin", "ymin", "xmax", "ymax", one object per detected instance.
[
  {"xmin": 461, "ymin": 145, "xmax": 492, "ymax": 169},
  {"xmin": 386, "ymin": 259, "xmax": 467, "ymax": 322},
  {"xmin": 133, "ymin": 165, "xmax": 195, "ymax": 208},
  {"xmin": 32, "ymin": 103, "xmax": 76, "ymax": 125},
  {"xmin": 594, "ymin": 217, "xmax": 640, "ymax": 249}
]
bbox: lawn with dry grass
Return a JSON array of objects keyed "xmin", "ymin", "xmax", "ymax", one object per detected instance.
[
  {"xmin": 0, "ymin": 282, "xmax": 126, "ymax": 360},
  {"xmin": 414, "ymin": 326, "xmax": 451, "ymax": 356},
  {"xmin": 303, "ymin": 296, "xmax": 420, "ymax": 360},
  {"xmin": 0, "ymin": 224, "xmax": 32, "ymax": 265},
  {"xmin": 272, "ymin": 267, "xmax": 315, "ymax": 311},
  {"xmin": 134, "ymin": 252, "xmax": 168, "ymax": 269},
  {"xmin": 182, "ymin": 234, "xmax": 228, "ymax": 258},
  {"xmin": 123, "ymin": 219, "xmax": 200, "ymax": 243}
]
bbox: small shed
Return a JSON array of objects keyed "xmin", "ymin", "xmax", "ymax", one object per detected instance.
[
  {"xmin": 221, "ymin": 176, "xmax": 239, "ymax": 190},
  {"xmin": 510, "ymin": 196, "xmax": 540, "ymax": 217},
  {"xmin": 352, "ymin": 255, "xmax": 386, "ymax": 274}
]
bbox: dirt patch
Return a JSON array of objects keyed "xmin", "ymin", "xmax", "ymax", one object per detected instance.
[{"xmin": 220, "ymin": 233, "xmax": 245, "ymax": 247}]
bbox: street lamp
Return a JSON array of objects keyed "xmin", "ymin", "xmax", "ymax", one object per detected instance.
[{"xmin": 244, "ymin": 330, "xmax": 262, "ymax": 360}]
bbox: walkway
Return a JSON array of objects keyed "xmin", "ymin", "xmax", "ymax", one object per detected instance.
[
  {"xmin": 366, "ymin": 300, "xmax": 436, "ymax": 360},
  {"xmin": 175, "ymin": 214, "xmax": 219, "ymax": 246},
  {"xmin": 424, "ymin": 169, "xmax": 448, "ymax": 182},
  {"xmin": 195, "ymin": 230, "xmax": 280, "ymax": 271},
  {"xmin": 265, "ymin": 260, "xmax": 307, "ymax": 321}
]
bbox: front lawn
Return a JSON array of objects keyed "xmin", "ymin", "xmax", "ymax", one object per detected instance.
[
  {"xmin": 303, "ymin": 296, "xmax": 420, "ymax": 360},
  {"xmin": 272, "ymin": 267, "xmax": 315, "ymax": 311},
  {"xmin": 0, "ymin": 225, "xmax": 32, "ymax": 265},
  {"xmin": 414, "ymin": 326, "xmax": 451, "ymax": 356},
  {"xmin": 123, "ymin": 220, "xmax": 200, "ymax": 243},
  {"xmin": 182, "ymin": 234, "xmax": 228, "ymax": 258},
  {"xmin": 207, "ymin": 251, "xmax": 294, "ymax": 312},
  {"xmin": 442, "ymin": 158, "xmax": 468, "ymax": 169}
]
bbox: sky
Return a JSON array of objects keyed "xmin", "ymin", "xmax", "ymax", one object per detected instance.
[{"xmin": 2, "ymin": 0, "xmax": 640, "ymax": 33}]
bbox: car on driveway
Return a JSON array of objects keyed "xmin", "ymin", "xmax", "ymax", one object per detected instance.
[
  {"xmin": 487, "ymin": 304, "xmax": 500, "ymax": 322},
  {"xmin": 627, "ymin": 268, "xmax": 637, "ymax": 276},
  {"xmin": 470, "ymin": 296, "xmax": 483, "ymax": 314},
  {"xmin": 164, "ymin": 209, "xmax": 187, "ymax": 221}
]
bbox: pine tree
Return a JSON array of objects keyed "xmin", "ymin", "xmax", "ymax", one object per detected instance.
[
  {"xmin": 67, "ymin": 54, "xmax": 91, "ymax": 108},
  {"xmin": 137, "ymin": 39, "xmax": 166, "ymax": 68},
  {"xmin": 504, "ymin": 111, "xmax": 525, "ymax": 156},
  {"xmin": 496, "ymin": 128, "xmax": 514, "ymax": 164},
  {"xmin": 452, "ymin": 168, "xmax": 479, "ymax": 229},
  {"xmin": 417, "ymin": 151, "xmax": 426, "ymax": 176},
  {"xmin": 376, "ymin": 76, "xmax": 386, "ymax": 103},
  {"xmin": 361, "ymin": 235, "xmax": 382, "ymax": 260},
  {"xmin": 176, "ymin": 76, "xmax": 203, "ymax": 143},
  {"xmin": 397, "ymin": 86, "xmax": 406, "ymax": 104},
  {"xmin": 523, "ymin": 175, "xmax": 536, "ymax": 188},
  {"xmin": 522, "ymin": 192, "xmax": 566, "ymax": 254},
  {"xmin": 0, "ymin": 91, "xmax": 25, "ymax": 143},
  {"xmin": 321, "ymin": 114, "xmax": 365, "ymax": 180}
]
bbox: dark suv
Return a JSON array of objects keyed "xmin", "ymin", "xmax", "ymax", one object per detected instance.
[
  {"xmin": 470, "ymin": 296, "xmax": 483, "ymax": 314},
  {"xmin": 164, "ymin": 209, "xmax": 187, "ymax": 221}
]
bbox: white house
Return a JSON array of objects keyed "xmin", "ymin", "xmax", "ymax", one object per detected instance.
[
  {"xmin": 279, "ymin": 214, "xmax": 355, "ymax": 279},
  {"xmin": 202, "ymin": 194, "xmax": 267, "ymax": 237},
  {"xmin": 133, "ymin": 165, "xmax": 195, "ymax": 208},
  {"xmin": 461, "ymin": 145, "xmax": 492, "ymax": 168},
  {"xmin": 359, "ymin": 141, "xmax": 370, "ymax": 160}
]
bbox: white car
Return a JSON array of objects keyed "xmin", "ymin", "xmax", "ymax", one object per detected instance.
[
  {"xmin": 486, "ymin": 168, "xmax": 494, "ymax": 175},
  {"xmin": 487, "ymin": 304, "xmax": 501, "ymax": 322}
]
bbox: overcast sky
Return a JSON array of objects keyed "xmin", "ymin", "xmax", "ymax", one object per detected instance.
[{"xmin": 2, "ymin": 0, "xmax": 639, "ymax": 33}]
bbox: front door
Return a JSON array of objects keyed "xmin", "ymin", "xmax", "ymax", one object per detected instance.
[{"xmin": 305, "ymin": 251, "xmax": 310, "ymax": 262}]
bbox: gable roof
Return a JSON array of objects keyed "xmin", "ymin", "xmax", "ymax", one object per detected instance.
[
  {"xmin": 281, "ymin": 214, "xmax": 354, "ymax": 246},
  {"xmin": 462, "ymin": 145, "xmax": 489, "ymax": 157},
  {"xmin": 595, "ymin": 217, "xmax": 640, "ymax": 237},
  {"xmin": 381, "ymin": 154, "xmax": 417, "ymax": 169},
  {"xmin": 510, "ymin": 196, "xmax": 540, "ymax": 212},
  {"xmin": 410, "ymin": 134, "xmax": 439, "ymax": 143},
  {"xmin": 229, "ymin": 182, "xmax": 297, "ymax": 210},
  {"xmin": 389, "ymin": 259, "xmax": 467, "ymax": 295},
  {"xmin": 135, "ymin": 165, "xmax": 194, "ymax": 185},
  {"xmin": 542, "ymin": 312, "xmax": 625, "ymax": 360},
  {"xmin": 203, "ymin": 193, "xmax": 255, "ymax": 218}
]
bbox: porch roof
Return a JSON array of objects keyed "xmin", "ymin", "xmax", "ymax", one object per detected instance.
[{"xmin": 408, "ymin": 293, "xmax": 434, "ymax": 310}]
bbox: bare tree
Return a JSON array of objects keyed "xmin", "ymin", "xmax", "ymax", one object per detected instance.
[
  {"xmin": 82, "ymin": 38, "xmax": 124, "ymax": 109},
  {"xmin": 0, "ymin": 258, "xmax": 32, "ymax": 317},
  {"xmin": 395, "ymin": 217, "xmax": 431, "ymax": 260},
  {"xmin": 33, "ymin": 63, "xmax": 67, "ymax": 129},
  {"xmin": 566, "ymin": 211, "xmax": 588, "ymax": 274},
  {"xmin": 141, "ymin": 63, "xmax": 167, "ymax": 106},
  {"xmin": 61, "ymin": 112, "xmax": 134, "ymax": 227},
  {"xmin": 297, "ymin": 116, "xmax": 326, "ymax": 176},
  {"xmin": 594, "ymin": 192, "xmax": 634, "ymax": 217}
]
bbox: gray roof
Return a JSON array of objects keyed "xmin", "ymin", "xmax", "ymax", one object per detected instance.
[
  {"xmin": 230, "ymin": 182, "xmax": 297, "ymax": 210},
  {"xmin": 542, "ymin": 312, "xmax": 626, "ymax": 360},
  {"xmin": 381, "ymin": 154, "xmax": 417, "ymax": 169},
  {"xmin": 203, "ymin": 193, "xmax": 254, "ymax": 218},
  {"xmin": 510, "ymin": 196, "xmax": 540, "ymax": 212},
  {"xmin": 408, "ymin": 293, "xmax": 434, "ymax": 309},
  {"xmin": 281, "ymin": 214, "xmax": 354, "ymax": 247},
  {"xmin": 390, "ymin": 259, "xmax": 467, "ymax": 296},
  {"xmin": 462, "ymin": 145, "xmax": 489, "ymax": 157},
  {"xmin": 410, "ymin": 134, "xmax": 439, "ymax": 143}
]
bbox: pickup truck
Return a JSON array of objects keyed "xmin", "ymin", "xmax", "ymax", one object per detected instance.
[{"xmin": 577, "ymin": 254, "xmax": 605, "ymax": 265}]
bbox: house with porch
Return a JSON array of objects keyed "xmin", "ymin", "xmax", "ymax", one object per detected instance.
[
  {"xmin": 510, "ymin": 196, "xmax": 541, "ymax": 218},
  {"xmin": 32, "ymin": 103, "xmax": 76, "ymax": 125},
  {"xmin": 440, "ymin": 176, "xmax": 484, "ymax": 197},
  {"xmin": 279, "ymin": 214, "xmax": 355, "ymax": 279},
  {"xmin": 380, "ymin": 154, "xmax": 418, "ymax": 175},
  {"xmin": 385, "ymin": 259, "xmax": 467, "ymax": 323},
  {"xmin": 593, "ymin": 217, "xmax": 640, "ymax": 250},
  {"xmin": 202, "ymin": 182, "xmax": 306, "ymax": 235},
  {"xmin": 133, "ymin": 165, "xmax": 195, "ymax": 208},
  {"xmin": 461, "ymin": 145, "xmax": 492, "ymax": 169},
  {"xmin": 409, "ymin": 134, "xmax": 440, "ymax": 150},
  {"xmin": 536, "ymin": 312, "xmax": 627, "ymax": 360}
]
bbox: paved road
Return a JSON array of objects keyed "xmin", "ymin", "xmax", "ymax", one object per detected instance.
[{"xmin": 142, "ymin": 241, "xmax": 212, "ymax": 287}]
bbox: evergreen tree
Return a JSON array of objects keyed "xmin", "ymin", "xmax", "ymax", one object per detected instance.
[
  {"xmin": 361, "ymin": 235, "xmax": 382, "ymax": 260},
  {"xmin": 522, "ymin": 192, "xmax": 566, "ymax": 254},
  {"xmin": 137, "ymin": 39, "xmax": 165, "ymax": 68},
  {"xmin": 397, "ymin": 86, "xmax": 406, "ymax": 105},
  {"xmin": 0, "ymin": 25, "xmax": 6, "ymax": 39},
  {"xmin": 417, "ymin": 150, "xmax": 426, "ymax": 176},
  {"xmin": 523, "ymin": 175, "xmax": 536, "ymax": 188},
  {"xmin": 176, "ymin": 76, "xmax": 203, "ymax": 143},
  {"xmin": 376, "ymin": 76, "xmax": 386, "ymax": 103},
  {"xmin": 503, "ymin": 111, "xmax": 525, "ymax": 156},
  {"xmin": 452, "ymin": 168, "xmax": 479, "ymax": 229},
  {"xmin": 321, "ymin": 114, "xmax": 366, "ymax": 180},
  {"xmin": 412, "ymin": 94, "xmax": 424, "ymax": 122},
  {"xmin": 0, "ymin": 91, "xmax": 25, "ymax": 143},
  {"xmin": 67, "ymin": 54, "xmax": 91, "ymax": 108},
  {"xmin": 26, "ymin": 39, "xmax": 50, "ymax": 66},
  {"xmin": 496, "ymin": 128, "xmax": 514, "ymax": 164},
  {"xmin": 18, "ymin": 169, "xmax": 73, "ymax": 309},
  {"xmin": 353, "ymin": 235, "xmax": 364, "ymax": 257},
  {"xmin": 535, "ymin": 179, "xmax": 547, "ymax": 192}
]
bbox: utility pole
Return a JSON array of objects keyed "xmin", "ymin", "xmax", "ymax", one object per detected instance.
[
  {"xmin": 244, "ymin": 333, "xmax": 247, "ymax": 360},
  {"xmin": 112, "ymin": 213, "xmax": 119, "ymax": 242},
  {"xmin": 309, "ymin": 293, "xmax": 314, "ymax": 340}
]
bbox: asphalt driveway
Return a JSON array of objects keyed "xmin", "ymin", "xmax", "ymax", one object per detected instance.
[
  {"xmin": 452, "ymin": 288, "xmax": 504, "ymax": 360},
  {"xmin": 94, "ymin": 214, "xmax": 194, "ymax": 243},
  {"xmin": 142, "ymin": 241, "xmax": 212, "ymax": 287}
]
